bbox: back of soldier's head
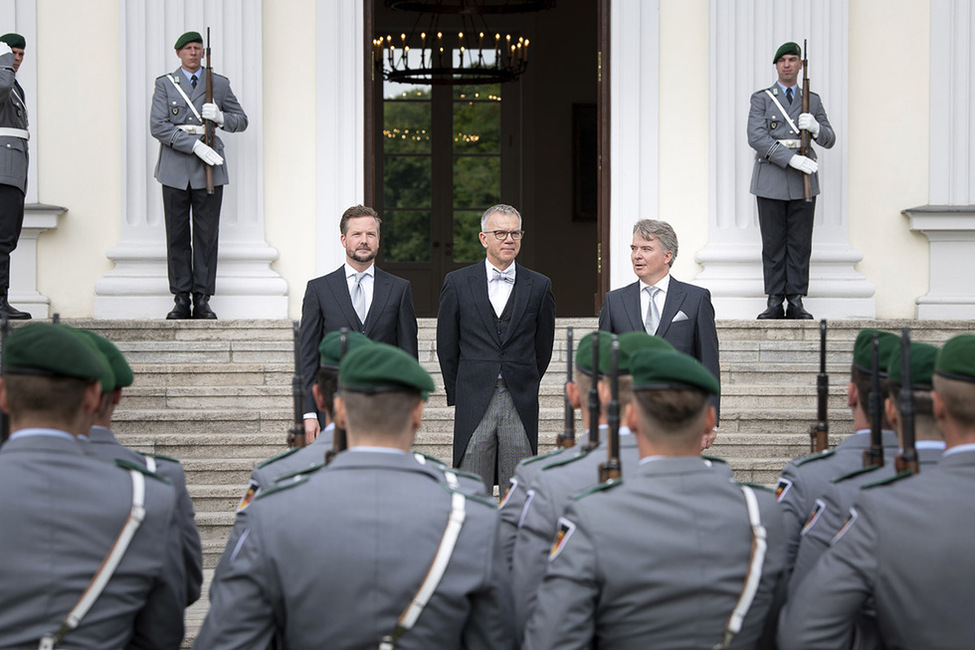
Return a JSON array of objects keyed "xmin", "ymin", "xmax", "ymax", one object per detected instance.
[
  {"xmin": 628, "ymin": 348, "xmax": 719, "ymax": 443},
  {"xmin": 933, "ymin": 335, "xmax": 975, "ymax": 430},
  {"xmin": 851, "ymin": 329, "xmax": 898, "ymax": 427}
]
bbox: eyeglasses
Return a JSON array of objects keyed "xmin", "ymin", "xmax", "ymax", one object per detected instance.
[{"xmin": 483, "ymin": 230, "xmax": 524, "ymax": 241}]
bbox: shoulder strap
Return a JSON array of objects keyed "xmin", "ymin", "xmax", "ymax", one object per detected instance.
[
  {"xmin": 763, "ymin": 89, "xmax": 799, "ymax": 135},
  {"xmin": 715, "ymin": 485, "xmax": 768, "ymax": 650},
  {"xmin": 379, "ymin": 471, "xmax": 467, "ymax": 650},
  {"xmin": 167, "ymin": 75, "xmax": 204, "ymax": 124},
  {"xmin": 38, "ymin": 469, "xmax": 147, "ymax": 650}
]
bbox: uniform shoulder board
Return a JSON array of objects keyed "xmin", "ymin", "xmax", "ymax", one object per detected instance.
[
  {"xmin": 736, "ymin": 480, "xmax": 774, "ymax": 493},
  {"xmin": 832, "ymin": 464, "xmax": 881, "ymax": 484},
  {"xmin": 274, "ymin": 463, "xmax": 324, "ymax": 483},
  {"xmin": 862, "ymin": 469, "xmax": 914, "ymax": 490},
  {"xmin": 140, "ymin": 451, "xmax": 180, "ymax": 465},
  {"xmin": 413, "ymin": 451, "xmax": 447, "ymax": 467},
  {"xmin": 542, "ymin": 448, "xmax": 592, "ymax": 471},
  {"xmin": 701, "ymin": 454, "xmax": 728, "ymax": 465},
  {"xmin": 571, "ymin": 477, "xmax": 622, "ymax": 501},
  {"xmin": 255, "ymin": 475, "xmax": 310, "ymax": 501},
  {"xmin": 448, "ymin": 468, "xmax": 486, "ymax": 483},
  {"xmin": 521, "ymin": 448, "xmax": 564, "ymax": 466},
  {"xmin": 795, "ymin": 449, "xmax": 835, "ymax": 467},
  {"xmin": 439, "ymin": 480, "xmax": 497, "ymax": 509},
  {"xmin": 114, "ymin": 458, "xmax": 171, "ymax": 484},
  {"xmin": 256, "ymin": 447, "xmax": 300, "ymax": 468}
]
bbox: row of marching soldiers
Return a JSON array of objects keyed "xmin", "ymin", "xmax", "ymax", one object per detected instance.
[{"xmin": 1, "ymin": 322, "xmax": 974, "ymax": 649}]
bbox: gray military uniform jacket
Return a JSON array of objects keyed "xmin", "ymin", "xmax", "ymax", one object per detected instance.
[
  {"xmin": 0, "ymin": 50, "xmax": 28, "ymax": 192},
  {"xmin": 150, "ymin": 68, "xmax": 247, "ymax": 190},
  {"xmin": 197, "ymin": 449, "xmax": 513, "ymax": 649},
  {"xmin": 86, "ymin": 425, "xmax": 204, "ymax": 607},
  {"xmin": 523, "ymin": 456, "xmax": 786, "ymax": 649},
  {"xmin": 0, "ymin": 432, "xmax": 185, "ymax": 648},
  {"xmin": 779, "ymin": 449, "xmax": 975, "ymax": 649},
  {"xmin": 747, "ymin": 84, "xmax": 835, "ymax": 200}
]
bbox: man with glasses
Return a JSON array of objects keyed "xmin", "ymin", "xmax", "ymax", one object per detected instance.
[{"xmin": 437, "ymin": 204, "xmax": 556, "ymax": 494}]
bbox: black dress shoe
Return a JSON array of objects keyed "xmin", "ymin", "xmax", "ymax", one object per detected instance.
[
  {"xmin": 757, "ymin": 295, "xmax": 785, "ymax": 320},
  {"xmin": 166, "ymin": 292, "xmax": 191, "ymax": 319},
  {"xmin": 192, "ymin": 294, "xmax": 218, "ymax": 320},
  {"xmin": 0, "ymin": 295, "xmax": 31, "ymax": 320},
  {"xmin": 786, "ymin": 295, "xmax": 814, "ymax": 319}
]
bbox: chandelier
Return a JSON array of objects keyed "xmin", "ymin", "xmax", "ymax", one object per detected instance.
[{"xmin": 374, "ymin": 0, "xmax": 555, "ymax": 85}]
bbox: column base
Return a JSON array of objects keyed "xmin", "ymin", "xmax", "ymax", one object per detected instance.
[{"xmin": 9, "ymin": 204, "xmax": 66, "ymax": 319}]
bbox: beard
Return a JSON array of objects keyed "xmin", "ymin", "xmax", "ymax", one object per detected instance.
[{"xmin": 349, "ymin": 246, "xmax": 377, "ymax": 264}]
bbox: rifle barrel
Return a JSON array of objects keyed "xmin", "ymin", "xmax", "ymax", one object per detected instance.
[
  {"xmin": 587, "ymin": 331, "xmax": 601, "ymax": 450},
  {"xmin": 895, "ymin": 328, "xmax": 919, "ymax": 475},
  {"xmin": 809, "ymin": 319, "xmax": 829, "ymax": 452},
  {"xmin": 558, "ymin": 326, "xmax": 576, "ymax": 449},
  {"xmin": 800, "ymin": 38, "xmax": 812, "ymax": 202},
  {"xmin": 287, "ymin": 320, "xmax": 306, "ymax": 449},
  {"xmin": 599, "ymin": 336, "xmax": 621, "ymax": 482},
  {"xmin": 863, "ymin": 333, "xmax": 884, "ymax": 467}
]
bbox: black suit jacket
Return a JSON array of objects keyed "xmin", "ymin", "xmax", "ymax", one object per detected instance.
[
  {"xmin": 436, "ymin": 262, "xmax": 557, "ymax": 467},
  {"xmin": 598, "ymin": 277, "xmax": 721, "ymax": 416},
  {"xmin": 299, "ymin": 266, "xmax": 418, "ymax": 412}
]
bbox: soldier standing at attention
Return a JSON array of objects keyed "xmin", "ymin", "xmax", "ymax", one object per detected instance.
[
  {"xmin": 0, "ymin": 33, "xmax": 32, "ymax": 319},
  {"xmin": 196, "ymin": 343, "xmax": 513, "ymax": 649},
  {"xmin": 748, "ymin": 41, "xmax": 835, "ymax": 320},
  {"xmin": 151, "ymin": 31, "xmax": 247, "ymax": 320},
  {"xmin": 0, "ymin": 323, "xmax": 185, "ymax": 647}
]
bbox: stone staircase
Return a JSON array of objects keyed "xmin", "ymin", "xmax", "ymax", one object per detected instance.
[{"xmin": 61, "ymin": 317, "xmax": 975, "ymax": 643}]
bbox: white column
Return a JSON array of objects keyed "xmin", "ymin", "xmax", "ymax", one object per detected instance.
[
  {"xmin": 695, "ymin": 0, "xmax": 874, "ymax": 319},
  {"xmin": 907, "ymin": 0, "xmax": 975, "ymax": 319},
  {"xmin": 95, "ymin": 0, "xmax": 287, "ymax": 319}
]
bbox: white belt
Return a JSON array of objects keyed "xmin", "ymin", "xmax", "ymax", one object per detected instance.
[
  {"xmin": 178, "ymin": 124, "xmax": 206, "ymax": 135},
  {"xmin": 777, "ymin": 139, "xmax": 801, "ymax": 149},
  {"xmin": 0, "ymin": 127, "xmax": 29, "ymax": 140}
]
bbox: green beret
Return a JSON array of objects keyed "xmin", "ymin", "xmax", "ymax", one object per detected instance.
[
  {"xmin": 887, "ymin": 341, "xmax": 938, "ymax": 389},
  {"xmin": 597, "ymin": 331, "xmax": 674, "ymax": 376},
  {"xmin": 77, "ymin": 330, "xmax": 134, "ymax": 391},
  {"xmin": 630, "ymin": 348, "xmax": 720, "ymax": 396},
  {"xmin": 935, "ymin": 334, "xmax": 975, "ymax": 384},
  {"xmin": 853, "ymin": 329, "xmax": 899, "ymax": 376},
  {"xmin": 2, "ymin": 323, "xmax": 107, "ymax": 383},
  {"xmin": 174, "ymin": 31, "xmax": 203, "ymax": 50},
  {"xmin": 339, "ymin": 343, "xmax": 434, "ymax": 400},
  {"xmin": 575, "ymin": 331, "xmax": 599, "ymax": 377},
  {"xmin": 0, "ymin": 33, "xmax": 26, "ymax": 49},
  {"xmin": 318, "ymin": 330, "xmax": 372, "ymax": 369},
  {"xmin": 773, "ymin": 41, "xmax": 801, "ymax": 63}
]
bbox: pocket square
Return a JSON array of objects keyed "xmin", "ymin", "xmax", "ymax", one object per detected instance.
[{"xmin": 672, "ymin": 310, "xmax": 689, "ymax": 323}]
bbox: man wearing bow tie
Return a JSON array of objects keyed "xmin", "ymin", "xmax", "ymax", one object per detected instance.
[
  {"xmin": 598, "ymin": 219, "xmax": 720, "ymax": 436},
  {"xmin": 437, "ymin": 204, "xmax": 556, "ymax": 493}
]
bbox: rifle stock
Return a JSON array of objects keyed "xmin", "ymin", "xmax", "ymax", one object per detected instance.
[
  {"xmin": 599, "ymin": 336, "xmax": 621, "ymax": 482},
  {"xmin": 809, "ymin": 319, "xmax": 829, "ymax": 452},
  {"xmin": 895, "ymin": 329, "xmax": 919, "ymax": 475},
  {"xmin": 863, "ymin": 333, "xmax": 884, "ymax": 467},
  {"xmin": 557, "ymin": 326, "xmax": 576, "ymax": 449},
  {"xmin": 204, "ymin": 27, "xmax": 215, "ymax": 195},
  {"xmin": 800, "ymin": 38, "xmax": 812, "ymax": 202},
  {"xmin": 286, "ymin": 320, "xmax": 306, "ymax": 449}
]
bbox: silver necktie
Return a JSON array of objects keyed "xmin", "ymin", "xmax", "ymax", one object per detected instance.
[
  {"xmin": 352, "ymin": 272, "xmax": 367, "ymax": 323},
  {"xmin": 645, "ymin": 286, "xmax": 660, "ymax": 334}
]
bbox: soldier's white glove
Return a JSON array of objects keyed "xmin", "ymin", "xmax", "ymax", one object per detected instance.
[
  {"xmin": 192, "ymin": 139, "xmax": 224, "ymax": 166},
  {"xmin": 0, "ymin": 43, "xmax": 12, "ymax": 57},
  {"xmin": 202, "ymin": 103, "xmax": 225, "ymax": 127},
  {"xmin": 788, "ymin": 154, "xmax": 818, "ymax": 175},
  {"xmin": 798, "ymin": 112, "xmax": 820, "ymax": 138}
]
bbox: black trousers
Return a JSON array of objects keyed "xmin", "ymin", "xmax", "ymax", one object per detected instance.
[
  {"xmin": 757, "ymin": 195, "xmax": 816, "ymax": 297},
  {"xmin": 162, "ymin": 184, "xmax": 223, "ymax": 295},
  {"xmin": 0, "ymin": 184, "xmax": 26, "ymax": 293}
]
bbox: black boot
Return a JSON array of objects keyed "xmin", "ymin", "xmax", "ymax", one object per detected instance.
[
  {"xmin": 166, "ymin": 292, "xmax": 191, "ymax": 320},
  {"xmin": 785, "ymin": 295, "xmax": 814, "ymax": 319},
  {"xmin": 757, "ymin": 295, "xmax": 785, "ymax": 320},
  {"xmin": 192, "ymin": 293, "xmax": 217, "ymax": 320},
  {"xmin": 0, "ymin": 293, "xmax": 31, "ymax": 320}
]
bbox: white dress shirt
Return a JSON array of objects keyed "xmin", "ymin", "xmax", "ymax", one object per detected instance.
[
  {"xmin": 486, "ymin": 259, "xmax": 516, "ymax": 317},
  {"xmin": 640, "ymin": 273, "xmax": 670, "ymax": 334}
]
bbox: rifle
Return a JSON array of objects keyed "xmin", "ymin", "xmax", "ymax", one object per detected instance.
[
  {"xmin": 286, "ymin": 320, "xmax": 306, "ymax": 449},
  {"xmin": 599, "ymin": 336, "xmax": 621, "ymax": 482},
  {"xmin": 204, "ymin": 27, "xmax": 215, "ymax": 195},
  {"xmin": 325, "ymin": 328, "xmax": 350, "ymax": 465},
  {"xmin": 0, "ymin": 314, "xmax": 9, "ymax": 443},
  {"xmin": 51, "ymin": 313, "xmax": 60, "ymax": 324},
  {"xmin": 800, "ymin": 39, "xmax": 812, "ymax": 202},
  {"xmin": 895, "ymin": 329, "xmax": 919, "ymax": 475},
  {"xmin": 556, "ymin": 326, "xmax": 576, "ymax": 449},
  {"xmin": 809, "ymin": 319, "xmax": 829, "ymax": 453},
  {"xmin": 586, "ymin": 330, "xmax": 601, "ymax": 451},
  {"xmin": 863, "ymin": 333, "xmax": 884, "ymax": 467}
]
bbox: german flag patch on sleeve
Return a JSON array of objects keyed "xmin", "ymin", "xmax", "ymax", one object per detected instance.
[
  {"xmin": 237, "ymin": 479, "xmax": 260, "ymax": 512},
  {"xmin": 775, "ymin": 477, "xmax": 793, "ymax": 502},
  {"xmin": 549, "ymin": 517, "xmax": 577, "ymax": 562}
]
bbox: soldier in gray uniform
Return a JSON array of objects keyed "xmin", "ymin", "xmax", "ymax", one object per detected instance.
[
  {"xmin": 0, "ymin": 323, "xmax": 185, "ymax": 647},
  {"xmin": 779, "ymin": 334, "xmax": 975, "ymax": 649},
  {"xmin": 776, "ymin": 328, "xmax": 900, "ymax": 569},
  {"xmin": 512, "ymin": 332, "xmax": 681, "ymax": 636},
  {"xmin": 523, "ymin": 347, "xmax": 785, "ymax": 649},
  {"xmin": 151, "ymin": 30, "xmax": 248, "ymax": 320},
  {"xmin": 0, "ymin": 33, "xmax": 31, "ymax": 319},
  {"xmin": 748, "ymin": 41, "xmax": 836, "ymax": 319},
  {"xmin": 196, "ymin": 343, "xmax": 514, "ymax": 648},
  {"xmin": 76, "ymin": 328, "xmax": 204, "ymax": 608}
]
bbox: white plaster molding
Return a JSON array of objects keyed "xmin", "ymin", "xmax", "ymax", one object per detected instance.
[
  {"xmin": 904, "ymin": 206, "xmax": 975, "ymax": 319},
  {"xmin": 95, "ymin": 0, "xmax": 286, "ymax": 319},
  {"xmin": 9, "ymin": 204, "xmax": 64, "ymax": 318}
]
